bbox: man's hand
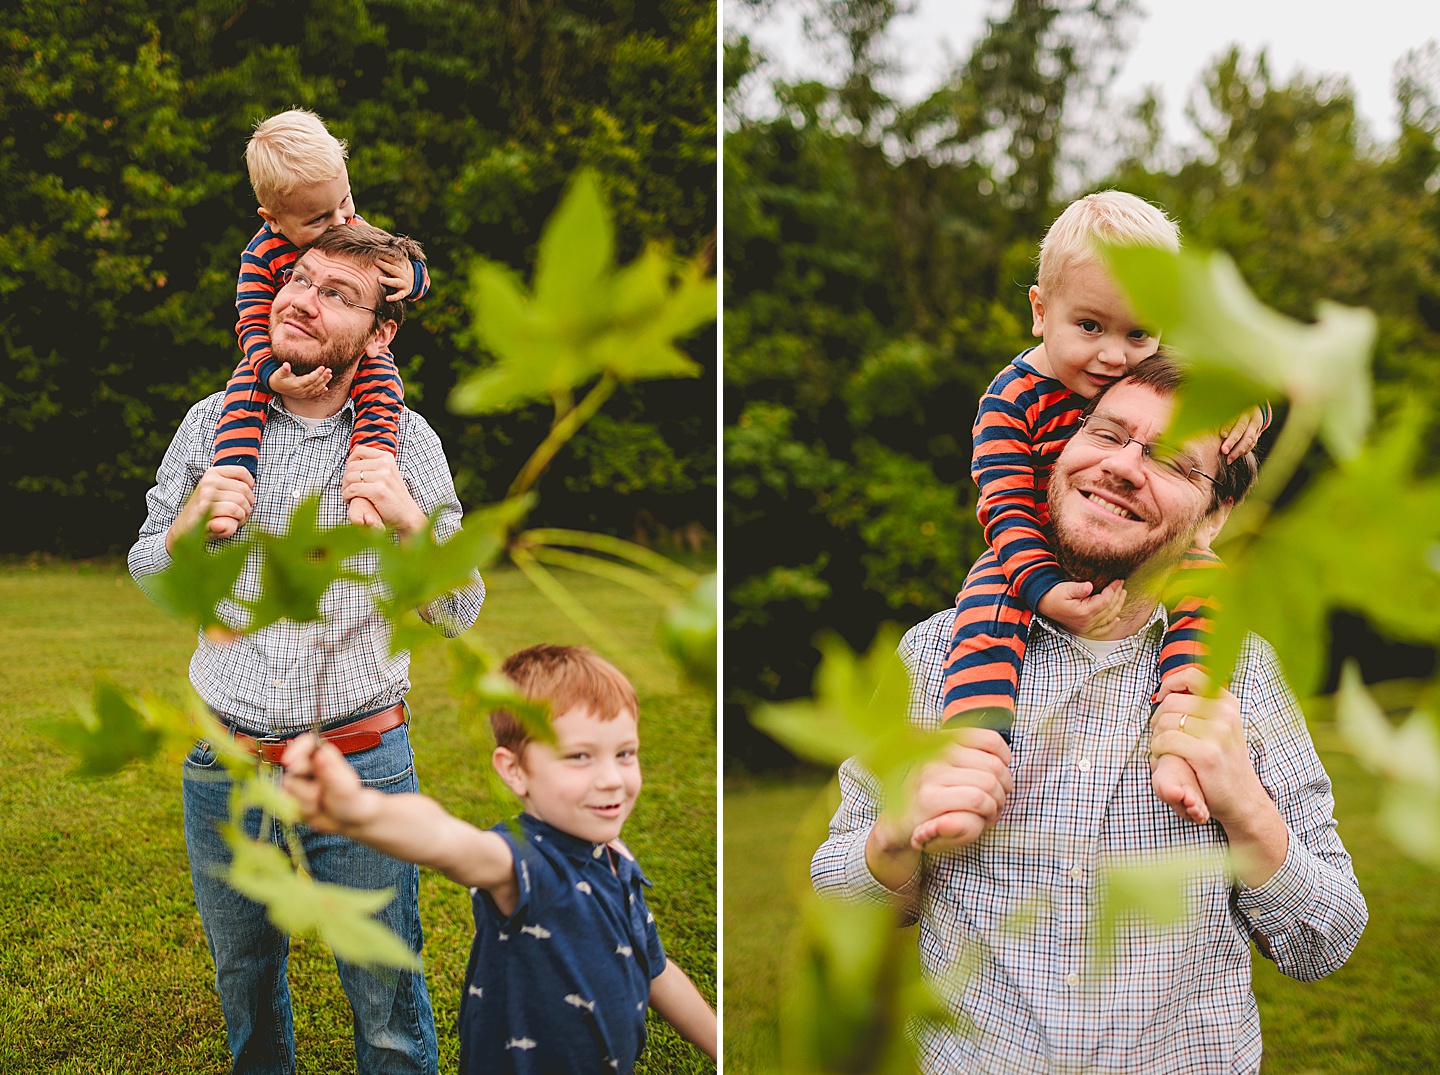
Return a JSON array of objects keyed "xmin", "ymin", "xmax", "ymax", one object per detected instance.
[
  {"xmin": 866, "ymin": 728, "xmax": 1012, "ymax": 890},
  {"xmin": 170, "ymin": 465, "xmax": 256, "ymax": 546},
  {"xmin": 1036, "ymin": 579, "xmax": 1127, "ymax": 635},
  {"xmin": 1149, "ymin": 669, "xmax": 1288, "ymax": 885},
  {"xmin": 281, "ymin": 734, "xmax": 377, "ymax": 834},
  {"xmin": 342, "ymin": 446, "xmax": 426, "ymax": 538},
  {"xmin": 267, "ymin": 361, "xmax": 333, "ymax": 399},
  {"xmin": 1220, "ymin": 405, "xmax": 1266, "ymax": 463},
  {"xmin": 376, "ymin": 256, "xmax": 415, "ymax": 303}
]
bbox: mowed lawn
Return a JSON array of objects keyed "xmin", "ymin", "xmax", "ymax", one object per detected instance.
[
  {"xmin": 725, "ymin": 753, "xmax": 1440, "ymax": 1074},
  {"xmin": 0, "ymin": 560, "xmax": 716, "ymax": 1074}
]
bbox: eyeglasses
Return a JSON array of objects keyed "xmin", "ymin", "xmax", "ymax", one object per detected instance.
[
  {"xmin": 1076, "ymin": 415, "xmax": 1220, "ymax": 486},
  {"xmin": 277, "ymin": 267, "xmax": 379, "ymax": 315}
]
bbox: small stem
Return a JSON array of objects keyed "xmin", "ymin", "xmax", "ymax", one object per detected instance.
[
  {"xmin": 1216, "ymin": 400, "xmax": 1322, "ymax": 559},
  {"xmin": 521, "ymin": 527, "xmax": 699, "ymax": 589},
  {"xmin": 526, "ymin": 545, "xmax": 685, "ymax": 606},
  {"xmin": 510, "ymin": 548, "xmax": 612, "ymax": 648},
  {"xmin": 509, "ymin": 375, "xmax": 618, "ymax": 499}
]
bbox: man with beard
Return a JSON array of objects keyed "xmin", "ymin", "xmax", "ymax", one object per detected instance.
[
  {"xmin": 128, "ymin": 223, "xmax": 483, "ymax": 1074},
  {"xmin": 811, "ymin": 355, "xmax": 1366, "ymax": 1074}
]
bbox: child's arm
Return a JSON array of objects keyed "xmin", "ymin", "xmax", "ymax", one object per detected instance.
[
  {"xmin": 970, "ymin": 379, "xmax": 1072, "ymax": 611},
  {"xmin": 281, "ymin": 736, "xmax": 517, "ymax": 900},
  {"xmin": 648, "ymin": 959, "xmax": 717, "ymax": 1061},
  {"xmin": 235, "ymin": 234, "xmax": 332, "ymax": 397}
]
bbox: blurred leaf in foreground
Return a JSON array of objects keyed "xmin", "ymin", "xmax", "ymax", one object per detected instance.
[
  {"xmin": 660, "ymin": 572, "xmax": 717, "ymax": 688},
  {"xmin": 1091, "ymin": 851, "xmax": 1225, "ymax": 974},
  {"xmin": 753, "ymin": 625, "xmax": 951, "ymax": 807},
  {"xmin": 219, "ymin": 825, "xmax": 421, "ymax": 971},
  {"xmin": 782, "ymin": 896, "xmax": 951, "ymax": 1075},
  {"xmin": 143, "ymin": 520, "xmax": 251, "ymax": 639},
  {"xmin": 449, "ymin": 170, "xmax": 711, "ymax": 416},
  {"xmin": 39, "ymin": 679, "xmax": 163, "ymax": 777},
  {"xmin": 242, "ymin": 497, "xmax": 377, "ymax": 632},
  {"xmin": 1104, "ymin": 244, "xmax": 1376, "ymax": 459},
  {"xmin": 1335, "ymin": 661, "xmax": 1440, "ymax": 866}
]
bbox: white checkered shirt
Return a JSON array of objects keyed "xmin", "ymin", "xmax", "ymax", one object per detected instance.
[
  {"xmin": 128, "ymin": 391, "xmax": 485, "ymax": 734},
  {"xmin": 811, "ymin": 606, "xmax": 1367, "ymax": 1075}
]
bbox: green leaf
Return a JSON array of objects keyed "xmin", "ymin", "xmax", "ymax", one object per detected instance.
[
  {"xmin": 533, "ymin": 170, "xmax": 613, "ymax": 315},
  {"xmin": 659, "ymin": 573, "xmax": 717, "ymax": 687},
  {"xmin": 753, "ymin": 625, "xmax": 949, "ymax": 806},
  {"xmin": 39, "ymin": 679, "xmax": 163, "ymax": 777},
  {"xmin": 219, "ymin": 826, "xmax": 421, "ymax": 972},
  {"xmin": 1103, "ymin": 244, "xmax": 1377, "ymax": 459},
  {"xmin": 782, "ymin": 896, "xmax": 951, "ymax": 1075},
  {"xmin": 242, "ymin": 497, "xmax": 379, "ymax": 632},
  {"xmin": 143, "ymin": 520, "xmax": 251, "ymax": 636},
  {"xmin": 375, "ymin": 496, "xmax": 532, "ymax": 624},
  {"xmin": 1091, "ymin": 851, "xmax": 1226, "ymax": 973}
]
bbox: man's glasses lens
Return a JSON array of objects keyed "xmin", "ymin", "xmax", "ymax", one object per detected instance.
[
  {"xmin": 1079, "ymin": 416, "xmax": 1211, "ymax": 483},
  {"xmin": 278, "ymin": 268, "xmax": 374, "ymax": 313}
]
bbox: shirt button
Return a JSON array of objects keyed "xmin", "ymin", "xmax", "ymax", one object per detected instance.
[
  {"xmin": 1069, "ymin": 864, "xmax": 1083, "ymax": 880},
  {"xmin": 1065, "ymin": 971, "xmax": 1080, "ymax": 987},
  {"xmin": 291, "ymin": 489, "xmax": 302, "ymax": 499},
  {"xmin": 1076, "ymin": 757, "xmax": 1091, "ymax": 772},
  {"xmin": 271, "ymin": 679, "xmax": 283, "ymax": 688}
]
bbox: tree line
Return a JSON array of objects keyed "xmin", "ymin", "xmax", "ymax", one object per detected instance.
[
  {"xmin": 0, "ymin": 0, "xmax": 717, "ymax": 556},
  {"xmin": 724, "ymin": 0, "xmax": 1440, "ymax": 769}
]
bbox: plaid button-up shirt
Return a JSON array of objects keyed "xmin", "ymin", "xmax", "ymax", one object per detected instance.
[
  {"xmin": 129, "ymin": 391, "xmax": 485, "ymax": 734},
  {"xmin": 812, "ymin": 606, "xmax": 1367, "ymax": 1075}
]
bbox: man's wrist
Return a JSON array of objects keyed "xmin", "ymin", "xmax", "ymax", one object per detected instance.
[{"xmin": 865, "ymin": 817, "xmax": 920, "ymax": 893}]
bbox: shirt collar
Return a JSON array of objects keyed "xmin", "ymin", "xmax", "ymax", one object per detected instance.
[
  {"xmin": 516, "ymin": 812, "xmax": 652, "ymax": 885},
  {"xmin": 1033, "ymin": 600, "xmax": 1168, "ymax": 656}
]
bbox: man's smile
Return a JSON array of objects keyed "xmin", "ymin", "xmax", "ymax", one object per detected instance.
[{"xmin": 1077, "ymin": 485, "xmax": 1145, "ymax": 523}]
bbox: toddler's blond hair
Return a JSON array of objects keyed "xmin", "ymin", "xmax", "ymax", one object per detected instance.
[
  {"xmin": 1037, "ymin": 190, "xmax": 1179, "ymax": 296},
  {"xmin": 245, "ymin": 108, "xmax": 349, "ymax": 209}
]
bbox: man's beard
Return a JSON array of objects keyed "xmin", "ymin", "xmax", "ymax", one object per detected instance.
[
  {"xmin": 269, "ymin": 313, "xmax": 369, "ymax": 380},
  {"xmin": 1049, "ymin": 475, "xmax": 1204, "ymax": 592}
]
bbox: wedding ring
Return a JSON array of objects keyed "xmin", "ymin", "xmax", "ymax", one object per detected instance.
[
  {"xmin": 1178, "ymin": 712, "xmax": 1188, "ymax": 732},
  {"xmin": 360, "ymin": 471, "xmax": 367, "ymax": 482}
]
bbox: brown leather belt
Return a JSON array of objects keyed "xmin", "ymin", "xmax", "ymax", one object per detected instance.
[{"xmin": 228, "ymin": 701, "xmax": 407, "ymax": 765}]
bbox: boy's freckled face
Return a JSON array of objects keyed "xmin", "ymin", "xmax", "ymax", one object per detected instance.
[
  {"xmin": 1028, "ymin": 259, "xmax": 1158, "ymax": 398},
  {"xmin": 511, "ymin": 707, "xmax": 642, "ymax": 845},
  {"xmin": 261, "ymin": 172, "xmax": 355, "ymax": 246}
]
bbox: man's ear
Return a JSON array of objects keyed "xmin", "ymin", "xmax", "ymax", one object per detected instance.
[
  {"xmin": 1194, "ymin": 499, "xmax": 1235, "ymax": 551},
  {"xmin": 364, "ymin": 318, "xmax": 398, "ymax": 357},
  {"xmin": 492, "ymin": 746, "xmax": 528, "ymax": 799},
  {"xmin": 1028, "ymin": 284, "xmax": 1046, "ymax": 338}
]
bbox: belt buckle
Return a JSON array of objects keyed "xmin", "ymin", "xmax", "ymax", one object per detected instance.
[{"xmin": 254, "ymin": 734, "xmax": 289, "ymax": 766}]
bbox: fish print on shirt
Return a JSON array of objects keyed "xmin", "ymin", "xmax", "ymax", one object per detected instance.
[
  {"xmin": 564, "ymin": 994, "xmax": 596, "ymax": 1012},
  {"xmin": 506, "ymin": 1038, "xmax": 538, "ymax": 1051},
  {"xmin": 468, "ymin": 984, "xmax": 483, "ymax": 998},
  {"xmin": 521, "ymin": 923, "xmax": 552, "ymax": 940},
  {"xmin": 616, "ymin": 944, "xmax": 633, "ymax": 957},
  {"xmin": 576, "ymin": 881, "xmax": 593, "ymax": 895}
]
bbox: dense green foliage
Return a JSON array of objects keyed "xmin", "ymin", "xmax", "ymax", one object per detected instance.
[
  {"xmin": 0, "ymin": 0, "xmax": 717, "ymax": 555},
  {"xmin": 724, "ymin": 0, "xmax": 1440, "ymax": 768}
]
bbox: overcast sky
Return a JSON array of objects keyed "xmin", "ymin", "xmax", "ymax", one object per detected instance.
[{"xmin": 729, "ymin": 0, "xmax": 1438, "ymax": 146}]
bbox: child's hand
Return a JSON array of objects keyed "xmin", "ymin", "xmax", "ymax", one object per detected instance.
[
  {"xmin": 280, "ymin": 735, "xmax": 371, "ymax": 833},
  {"xmin": 1036, "ymin": 579, "xmax": 1127, "ymax": 635},
  {"xmin": 1219, "ymin": 405, "xmax": 1266, "ymax": 462},
  {"xmin": 268, "ymin": 361, "xmax": 333, "ymax": 399},
  {"xmin": 376, "ymin": 256, "xmax": 414, "ymax": 302},
  {"xmin": 347, "ymin": 495, "xmax": 385, "ymax": 530}
]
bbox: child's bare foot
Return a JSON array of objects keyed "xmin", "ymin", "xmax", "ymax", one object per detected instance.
[
  {"xmin": 347, "ymin": 494, "xmax": 384, "ymax": 529},
  {"xmin": 1151, "ymin": 753, "xmax": 1209, "ymax": 824},
  {"xmin": 207, "ymin": 514, "xmax": 241, "ymax": 538}
]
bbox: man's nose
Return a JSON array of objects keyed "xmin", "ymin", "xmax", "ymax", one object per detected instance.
[{"xmin": 1102, "ymin": 439, "xmax": 1148, "ymax": 482}]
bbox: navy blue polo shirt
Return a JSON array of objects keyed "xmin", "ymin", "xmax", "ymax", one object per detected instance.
[{"xmin": 458, "ymin": 813, "xmax": 667, "ymax": 1074}]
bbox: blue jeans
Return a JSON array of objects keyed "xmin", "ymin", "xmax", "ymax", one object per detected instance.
[{"xmin": 182, "ymin": 719, "xmax": 439, "ymax": 1075}]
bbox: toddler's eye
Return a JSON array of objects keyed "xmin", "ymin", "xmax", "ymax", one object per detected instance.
[
  {"xmin": 1128, "ymin": 328, "xmax": 1152, "ymax": 341},
  {"xmin": 1079, "ymin": 319, "xmax": 1101, "ymax": 333}
]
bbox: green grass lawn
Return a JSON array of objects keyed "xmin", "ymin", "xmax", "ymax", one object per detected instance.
[
  {"xmin": 0, "ymin": 560, "xmax": 715, "ymax": 1074},
  {"xmin": 724, "ymin": 756, "xmax": 1440, "ymax": 1073}
]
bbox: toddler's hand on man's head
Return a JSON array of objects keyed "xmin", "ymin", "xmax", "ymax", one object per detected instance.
[
  {"xmin": 375, "ymin": 255, "xmax": 414, "ymax": 302},
  {"xmin": 1220, "ymin": 405, "xmax": 1266, "ymax": 463}
]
